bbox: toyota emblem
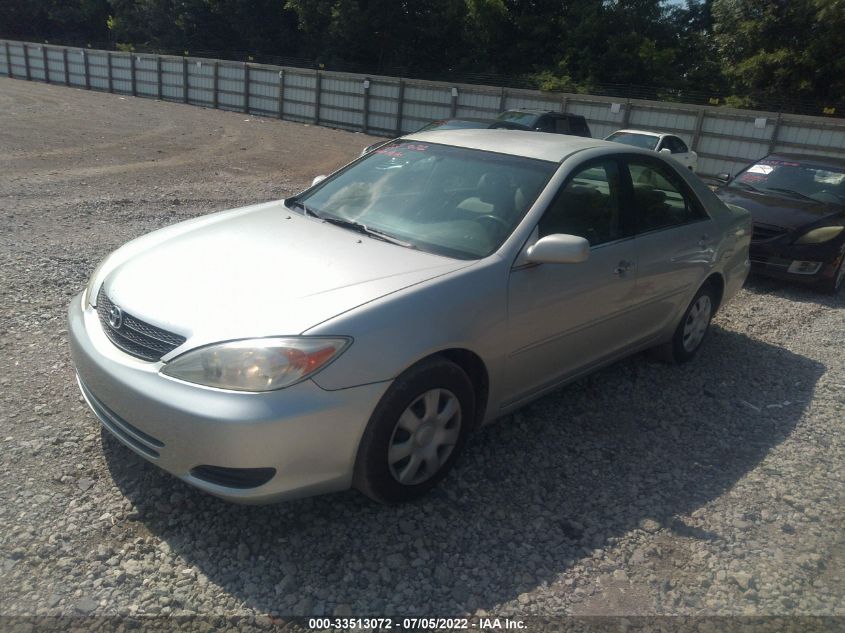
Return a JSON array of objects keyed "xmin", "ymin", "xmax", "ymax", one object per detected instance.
[{"xmin": 108, "ymin": 305, "xmax": 123, "ymax": 330}]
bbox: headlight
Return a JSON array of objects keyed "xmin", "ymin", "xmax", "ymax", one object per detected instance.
[
  {"xmin": 795, "ymin": 226, "xmax": 844, "ymax": 244},
  {"xmin": 160, "ymin": 337, "xmax": 350, "ymax": 392},
  {"xmin": 85, "ymin": 255, "xmax": 112, "ymax": 307}
]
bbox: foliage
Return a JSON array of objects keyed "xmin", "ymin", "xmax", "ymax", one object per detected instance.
[{"xmin": 1, "ymin": 0, "xmax": 842, "ymax": 112}]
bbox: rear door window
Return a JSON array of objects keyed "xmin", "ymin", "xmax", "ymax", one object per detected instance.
[{"xmin": 626, "ymin": 158, "xmax": 708, "ymax": 233}]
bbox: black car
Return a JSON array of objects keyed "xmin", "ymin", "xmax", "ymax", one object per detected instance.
[
  {"xmin": 493, "ymin": 109, "xmax": 592, "ymax": 137},
  {"xmin": 715, "ymin": 153, "xmax": 845, "ymax": 293}
]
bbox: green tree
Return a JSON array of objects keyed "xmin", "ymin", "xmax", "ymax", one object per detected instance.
[{"xmin": 712, "ymin": 0, "xmax": 845, "ymax": 108}]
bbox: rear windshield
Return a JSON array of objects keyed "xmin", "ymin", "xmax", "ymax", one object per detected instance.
[
  {"xmin": 496, "ymin": 111, "xmax": 540, "ymax": 128},
  {"xmin": 296, "ymin": 142, "xmax": 557, "ymax": 259},
  {"xmin": 417, "ymin": 119, "xmax": 492, "ymax": 132},
  {"xmin": 606, "ymin": 132, "xmax": 659, "ymax": 150}
]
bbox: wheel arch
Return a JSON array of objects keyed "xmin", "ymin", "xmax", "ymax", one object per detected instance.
[
  {"xmin": 703, "ymin": 271, "xmax": 725, "ymax": 313},
  {"xmin": 429, "ymin": 348, "xmax": 490, "ymax": 431}
]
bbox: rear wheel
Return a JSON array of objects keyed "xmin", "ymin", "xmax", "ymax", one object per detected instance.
[
  {"xmin": 354, "ymin": 357, "xmax": 474, "ymax": 504},
  {"xmin": 655, "ymin": 283, "xmax": 717, "ymax": 363}
]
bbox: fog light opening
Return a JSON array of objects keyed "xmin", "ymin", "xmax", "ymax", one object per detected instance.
[
  {"xmin": 787, "ymin": 260, "xmax": 822, "ymax": 275},
  {"xmin": 189, "ymin": 465, "xmax": 276, "ymax": 489}
]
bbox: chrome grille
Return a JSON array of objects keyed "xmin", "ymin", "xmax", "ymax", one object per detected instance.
[
  {"xmin": 96, "ymin": 288, "xmax": 186, "ymax": 362},
  {"xmin": 751, "ymin": 223, "xmax": 788, "ymax": 242}
]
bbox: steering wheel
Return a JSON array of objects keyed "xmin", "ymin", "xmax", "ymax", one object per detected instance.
[
  {"xmin": 812, "ymin": 190, "xmax": 845, "ymax": 204},
  {"xmin": 476, "ymin": 214, "xmax": 510, "ymax": 237}
]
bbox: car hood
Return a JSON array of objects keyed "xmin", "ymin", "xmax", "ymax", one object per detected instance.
[
  {"xmin": 715, "ymin": 187, "xmax": 844, "ymax": 230},
  {"xmin": 98, "ymin": 201, "xmax": 472, "ymax": 349}
]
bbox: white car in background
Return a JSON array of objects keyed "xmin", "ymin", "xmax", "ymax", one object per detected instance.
[{"xmin": 605, "ymin": 129, "xmax": 698, "ymax": 172}]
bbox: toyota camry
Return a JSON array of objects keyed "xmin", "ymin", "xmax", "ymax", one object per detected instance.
[{"xmin": 69, "ymin": 130, "xmax": 751, "ymax": 504}]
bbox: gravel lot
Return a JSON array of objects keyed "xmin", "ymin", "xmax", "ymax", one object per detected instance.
[{"xmin": 1, "ymin": 78, "xmax": 844, "ymax": 626}]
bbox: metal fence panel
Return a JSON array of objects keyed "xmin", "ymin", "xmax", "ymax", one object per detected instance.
[
  {"xmin": 25, "ymin": 44, "xmax": 46, "ymax": 80},
  {"xmin": 67, "ymin": 50, "xmax": 86, "ymax": 87},
  {"xmin": 87, "ymin": 51, "xmax": 108, "ymax": 91},
  {"xmin": 8, "ymin": 42, "xmax": 26, "ymax": 78},
  {"xmin": 3, "ymin": 39, "xmax": 844, "ymax": 177},
  {"xmin": 135, "ymin": 56, "xmax": 158, "ymax": 97},
  {"xmin": 45, "ymin": 48, "xmax": 65, "ymax": 83},
  {"xmin": 111, "ymin": 54, "xmax": 132, "ymax": 94}
]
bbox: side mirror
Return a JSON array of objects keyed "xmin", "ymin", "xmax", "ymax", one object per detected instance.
[
  {"xmin": 714, "ymin": 172, "xmax": 731, "ymax": 184},
  {"xmin": 659, "ymin": 147, "xmax": 672, "ymax": 155},
  {"xmin": 525, "ymin": 234, "xmax": 590, "ymax": 265},
  {"xmin": 311, "ymin": 175, "xmax": 328, "ymax": 187}
]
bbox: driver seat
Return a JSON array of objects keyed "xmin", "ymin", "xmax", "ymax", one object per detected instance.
[{"xmin": 457, "ymin": 173, "xmax": 516, "ymax": 222}]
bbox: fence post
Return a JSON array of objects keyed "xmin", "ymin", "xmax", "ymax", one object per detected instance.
[
  {"xmin": 42, "ymin": 46, "xmax": 49, "ymax": 83},
  {"xmin": 560, "ymin": 96, "xmax": 568, "ymax": 113},
  {"xmin": 107, "ymin": 51, "xmax": 113, "ymax": 92},
  {"xmin": 156, "ymin": 55, "xmax": 162, "ymax": 99},
  {"xmin": 691, "ymin": 108, "xmax": 706, "ymax": 152},
  {"xmin": 23, "ymin": 43, "xmax": 31, "ymax": 81},
  {"xmin": 395, "ymin": 79, "xmax": 405, "ymax": 135},
  {"xmin": 277, "ymin": 69, "xmax": 284, "ymax": 119},
  {"xmin": 4, "ymin": 41, "xmax": 10, "ymax": 77},
  {"xmin": 768, "ymin": 113, "xmax": 783, "ymax": 154},
  {"xmin": 212, "ymin": 61, "xmax": 218, "ymax": 109},
  {"xmin": 182, "ymin": 56, "xmax": 189, "ymax": 103},
  {"xmin": 500, "ymin": 87, "xmax": 507, "ymax": 112},
  {"xmin": 622, "ymin": 100, "xmax": 632, "ymax": 127},
  {"xmin": 362, "ymin": 77, "xmax": 370, "ymax": 133},
  {"xmin": 314, "ymin": 70, "xmax": 321, "ymax": 125},
  {"xmin": 450, "ymin": 86, "xmax": 458, "ymax": 117},
  {"xmin": 130, "ymin": 54, "xmax": 136, "ymax": 96},
  {"xmin": 82, "ymin": 50, "xmax": 90, "ymax": 89},
  {"xmin": 62, "ymin": 48, "xmax": 69, "ymax": 85},
  {"xmin": 243, "ymin": 62, "xmax": 250, "ymax": 113}
]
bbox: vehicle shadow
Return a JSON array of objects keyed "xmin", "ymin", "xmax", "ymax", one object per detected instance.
[
  {"xmin": 743, "ymin": 272, "xmax": 845, "ymax": 307},
  {"xmin": 102, "ymin": 326, "xmax": 823, "ymax": 615}
]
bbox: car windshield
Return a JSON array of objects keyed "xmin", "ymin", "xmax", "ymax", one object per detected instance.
[
  {"xmin": 417, "ymin": 119, "xmax": 491, "ymax": 132},
  {"xmin": 293, "ymin": 141, "xmax": 557, "ymax": 259},
  {"xmin": 496, "ymin": 111, "xmax": 540, "ymax": 128},
  {"xmin": 606, "ymin": 132, "xmax": 659, "ymax": 150},
  {"xmin": 733, "ymin": 158, "xmax": 845, "ymax": 202}
]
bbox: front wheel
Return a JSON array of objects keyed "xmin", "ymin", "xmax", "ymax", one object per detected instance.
[
  {"xmin": 821, "ymin": 255, "xmax": 845, "ymax": 295},
  {"xmin": 353, "ymin": 357, "xmax": 474, "ymax": 504}
]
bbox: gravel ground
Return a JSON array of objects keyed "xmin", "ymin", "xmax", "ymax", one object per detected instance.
[{"xmin": 1, "ymin": 78, "xmax": 844, "ymax": 627}]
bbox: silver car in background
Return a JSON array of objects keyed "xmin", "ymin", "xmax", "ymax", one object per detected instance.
[{"xmin": 68, "ymin": 130, "xmax": 751, "ymax": 504}]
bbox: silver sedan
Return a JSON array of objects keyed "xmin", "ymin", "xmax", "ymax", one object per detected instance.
[{"xmin": 68, "ymin": 130, "xmax": 751, "ymax": 504}]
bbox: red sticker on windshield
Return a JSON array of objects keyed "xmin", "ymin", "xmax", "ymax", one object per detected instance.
[{"xmin": 376, "ymin": 149, "xmax": 404, "ymax": 157}]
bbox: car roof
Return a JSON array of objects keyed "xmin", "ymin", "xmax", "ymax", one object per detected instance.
[
  {"xmin": 766, "ymin": 152, "xmax": 845, "ymax": 170},
  {"xmin": 403, "ymin": 128, "xmax": 617, "ymax": 163},
  {"xmin": 610, "ymin": 129, "xmax": 665, "ymax": 138},
  {"xmin": 501, "ymin": 108, "xmax": 583, "ymax": 118}
]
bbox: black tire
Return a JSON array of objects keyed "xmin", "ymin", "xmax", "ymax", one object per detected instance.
[
  {"xmin": 353, "ymin": 357, "xmax": 474, "ymax": 504},
  {"xmin": 821, "ymin": 256, "xmax": 845, "ymax": 295},
  {"xmin": 656, "ymin": 282, "xmax": 718, "ymax": 364}
]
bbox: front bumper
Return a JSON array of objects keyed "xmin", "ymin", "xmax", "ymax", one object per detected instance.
[
  {"xmin": 749, "ymin": 238, "xmax": 844, "ymax": 285},
  {"xmin": 68, "ymin": 292, "xmax": 389, "ymax": 503}
]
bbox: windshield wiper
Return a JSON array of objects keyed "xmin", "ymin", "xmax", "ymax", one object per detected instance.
[
  {"xmin": 286, "ymin": 198, "xmax": 321, "ymax": 218},
  {"xmin": 764, "ymin": 187, "xmax": 816, "ymax": 202},
  {"xmin": 731, "ymin": 180, "xmax": 762, "ymax": 193},
  {"xmin": 321, "ymin": 216, "xmax": 415, "ymax": 248}
]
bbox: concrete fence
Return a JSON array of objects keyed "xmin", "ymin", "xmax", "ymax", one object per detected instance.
[{"xmin": 3, "ymin": 39, "xmax": 845, "ymax": 178}]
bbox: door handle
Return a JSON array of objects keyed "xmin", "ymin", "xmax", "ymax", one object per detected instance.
[{"xmin": 613, "ymin": 260, "xmax": 634, "ymax": 275}]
